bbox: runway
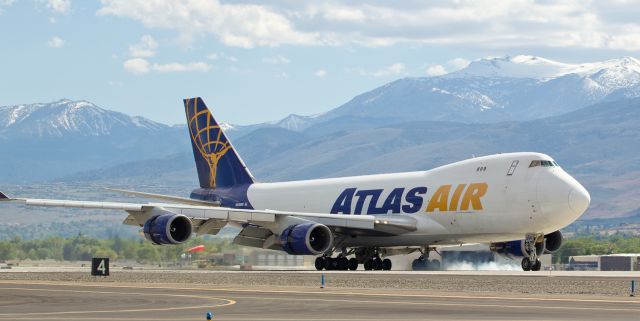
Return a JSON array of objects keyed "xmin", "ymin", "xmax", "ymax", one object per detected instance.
[{"xmin": 1, "ymin": 280, "xmax": 639, "ymax": 320}]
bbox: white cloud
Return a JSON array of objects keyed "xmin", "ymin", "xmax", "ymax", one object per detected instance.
[
  {"xmin": 152, "ymin": 62, "xmax": 212, "ymax": 73},
  {"xmin": 262, "ymin": 55, "xmax": 290, "ymax": 64},
  {"xmin": 96, "ymin": 1, "xmax": 640, "ymax": 51},
  {"xmin": 314, "ymin": 69, "xmax": 327, "ymax": 77},
  {"xmin": 129, "ymin": 35, "xmax": 158, "ymax": 58},
  {"xmin": 371, "ymin": 62, "xmax": 406, "ymax": 77},
  {"xmin": 47, "ymin": 36, "xmax": 65, "ymax": 48},
  {"xmin": 207, "ymin": 52, "xmax": 238, "ymax": 62},
  {"xmin": 98, "ymin": 0, "xmax": 317, "ymax": 48},
  {"xmin": 448, "ymin": 58, "xmax": 470, "ymax": 70},
  {"xmin": 123, "ymin": 58, "xmax": 150, "ymax": 74},
  {"xmin": 0, "ymin": 0, "xmax": 13, "ymax": 15},
  {"xmin": 45, "ymin": 0, "xmax": 70, "ymax": 14},
  {"xmin": 426, "ymin": 64, "xmax": 447, "ymax": 76}
]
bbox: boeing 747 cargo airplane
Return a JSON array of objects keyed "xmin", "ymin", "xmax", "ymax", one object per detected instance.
[{"xmin": 0, "ymin": 97, "xmax": 590, "ymax": 271}]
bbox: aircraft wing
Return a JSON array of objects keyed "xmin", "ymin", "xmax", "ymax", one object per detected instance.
[
  {"xmin": 105, "ymin": 187, "xmax": 221, "ymax": 207},
  {"xmin": 0, "ymin": 192, "xmax": 417, "ymax": 240}
]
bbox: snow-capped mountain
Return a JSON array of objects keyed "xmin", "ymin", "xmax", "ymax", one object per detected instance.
[
  {"xmin": 0, "ymin": 99, "xmax": 166, "ymax": 138},
  {"xmin": 217, "ymin": 113, "xmax": 321, "ymax": 138},
  {"xmin": 448, "ymin": 55, "xmax": 640, "ymax": 80},
  {"xmin": 0, "ymin": 99, "xmax": 188, "ymax": 183},
  {"xmin": 269, "ymin": 113, "xmax": 320, "ymax": 131},
  {"xmin": 310, "ymin": 55, "xmax": 640, "ymax": 124},
  {"xmin": 447, "ymin": 55, "xmax": 574, "ymax": 79}
]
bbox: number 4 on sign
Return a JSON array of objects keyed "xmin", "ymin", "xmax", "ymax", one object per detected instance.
[
  {"xmin": 97, "ymin": 260, "xmax": 106, "ymax": 274},
  {"xmin": 91, "ymin": 258, "xmax": 109, "ymax": 277}
]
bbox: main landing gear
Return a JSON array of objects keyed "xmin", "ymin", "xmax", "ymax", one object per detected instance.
[
  {"xmin": 411, "ymin": 246, "xmax": 441, "ymax": 271},
  {"xmin": 363, "ymin": 256, "xmax": 392, "ymax": 271},
  {"xmin": 521, "ymin": 233, "xmax": 542, "ymax": 271},
  {"xmin": 314, "ymin": 248, "xmax": 392, "ymax": 271},
  {"xmin": 315, "ymin": 256, "xmax": 359, "ymax": 271}
]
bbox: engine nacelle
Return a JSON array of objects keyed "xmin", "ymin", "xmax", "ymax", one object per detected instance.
[
  {"xmin": 143, "ymin": 214, "xmax": 193, "ymax": 245},
  {"xmin": 279, "ymin": 223, "xmax": 334, "ymax": 255},
  {"xmin": 490, "ymin": 239, "xmax": 544, "ymax": 259},
  {"xmin": 543, "ymin": 230, "xmax": 563, "ymax": 254}
]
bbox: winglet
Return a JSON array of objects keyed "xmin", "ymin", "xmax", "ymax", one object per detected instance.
[{"xmin": 0, "ymin": 191, "xmax": 9, "ymax": 200}]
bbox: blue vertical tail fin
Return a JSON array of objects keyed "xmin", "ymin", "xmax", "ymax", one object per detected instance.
[{"xmin": 184, "ymin": 97, "xmax": 255, "ymax": 189}]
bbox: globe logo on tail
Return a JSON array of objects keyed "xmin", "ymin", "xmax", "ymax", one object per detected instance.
[{"xmin": 185, "ymin": 98, "xmax": 231, "ymax": 188}]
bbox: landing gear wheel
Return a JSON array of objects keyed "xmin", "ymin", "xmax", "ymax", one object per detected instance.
[
  {"xmin": 324, "ymin": 257, "xmax": 337, "ymax": 270},
  {"xmin": 364, "ymin": 259, "xmax": 373, "ymax": 270},
  {"xmin": 372, "ymin": 258, "xmax": 383, "ymax": 270},
  {"xmin": 315, "ymin": 257, "xmax": 325, "ymax": 271},
  {"xmin": 531, "ymin": 259, "xmax": 542, "ymax": 271},
  {"xmin": 521, "ymin": 257, "xmax": 532, "ymax": 271},
  {"xmin": 428, "ymin": 259, "xmax": 441, "ymax": 271},
  {"xmin": 382, "ymin": 258, "xmax": 392, "ymax": 271},
  {"xmin": 412, "ymin": 258, "xmax": 427, "ymax": 271},
  {"xmin": 338, "ymin": 257, "xmax": 349, "ymax": 270},
  {"xmin": 348, "ymin": 258, "xmax": 358, "ymax": 271}
]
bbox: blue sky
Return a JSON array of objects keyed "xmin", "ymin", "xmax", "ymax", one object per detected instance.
[{"xmin": 1, "ymin": 0, "xmax": 639, "ymax": 125}]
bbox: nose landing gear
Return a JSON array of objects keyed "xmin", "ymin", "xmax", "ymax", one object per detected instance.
[{"xmin": 521, "ymin": 233, "xmax": 543, "ymax": 271}]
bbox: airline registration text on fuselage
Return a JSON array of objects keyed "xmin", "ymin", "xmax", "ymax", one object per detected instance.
[{"xmin": 330, "ymin": 183, "xmax": 488, "ymax": 215}]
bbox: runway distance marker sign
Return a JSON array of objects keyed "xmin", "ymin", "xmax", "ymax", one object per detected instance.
[{"xmin": 91, "ymin": 257, "xmax": 109, "ymax": 276}]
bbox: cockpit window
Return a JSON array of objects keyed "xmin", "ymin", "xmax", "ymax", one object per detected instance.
[{"xmin": 530, "ymin": 160, "xmax": 557, "ymax": 168}]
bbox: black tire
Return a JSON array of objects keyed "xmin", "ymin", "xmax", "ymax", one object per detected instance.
[
  {"xmin": 338, "ymin": 257, "xmax": 349, "ymax": 270},
  {"xmin": 382, "ymin": 258, "xmax": 392, "ymax": 271},
  {"xmin": 315, "ymin": 257, "xmax": 325, "ymax": 271},
  {"xmin": 428, "ymin": 259, "xmax": 441, "ymax": 271},
  {"xmin": 531, "ymin": 259, "xmax": 542, "ymax": 271},
  {"xmin": 364, "ymin": 259, "xmax": 373, "ymax": 270},
  {"xmin": 521, "ymin": 257, "xmax": 531, "ymax": 271},
  {"xmin": 348, "ymin": 258, "xmax": 358, "ymax": 271},
  {"xmin": 324, "ymin": 257, "xmax": 334, "ymax": 270},
  {"xmin": 372, "ymin": 258, "xmax": 383, "ymax": 270},
  {"xmin": 412, "ymin": 259, "xmax": 423, "ymax": 271}
]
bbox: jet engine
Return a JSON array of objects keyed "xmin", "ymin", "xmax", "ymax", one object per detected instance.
[
  {"xmin": 490, "ymin": 240, "xmax": 544, "ymax": 259},
  {"xmin": 491, "ymin": 231, "xmax": 563, "ymax": 258},
  {"xmin": 279, "ymin": 223, "xmax": 334, "ymax": 255},
  {"xmin": 143, "ymin": 214, "xmax": 193, "ymax": 245},
  {"xmin": 543, "ymin": 230, "xmax": 563, "ymax": 254}
]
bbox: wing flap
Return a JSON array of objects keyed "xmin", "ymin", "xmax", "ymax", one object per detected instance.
[
  {"xmin": 233, "ymin": 226, "xmax": 274, "ymax": 249},
  {"xmin": 195, "ymin": 219, "xmax": 227, "ymax": 235}
]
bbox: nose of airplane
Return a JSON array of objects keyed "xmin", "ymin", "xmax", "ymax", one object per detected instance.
[
  {"xmin": 568, "ymin": 181, "xmax": 590, "ymax": 216},
  {"xmin": 537, "ymin": 169, "xmax": 590, "ymax": 224}
]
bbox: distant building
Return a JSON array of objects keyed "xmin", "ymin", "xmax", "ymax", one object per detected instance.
[
  {"xmin": 569, "ymin": 254, "xmax": 640, "ymax": 271},
  {"xmin": 568, "ymin": 255, "xmax": 600, "ymax": 270},
  {"xmin": 600, "ymin": 254, "xmax": 640, "ymax": 271}
]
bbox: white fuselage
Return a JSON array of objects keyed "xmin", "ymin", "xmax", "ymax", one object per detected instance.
[{"xmin": 246, "ymin": 152, "xmax": 590, "ymax": 247}]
